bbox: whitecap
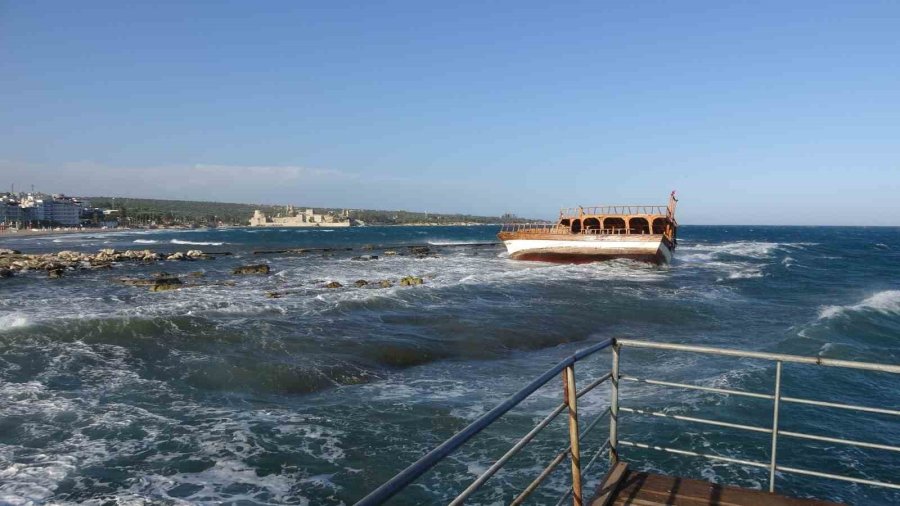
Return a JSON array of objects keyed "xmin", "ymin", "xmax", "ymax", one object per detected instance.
[
  {"xmin": 0, "ymin": 313, "xmax": 30, "ymax": 331},
  {"xmin": 133, "ymin": 239, "xmax": 159, "ymax": 244},
  {"xmin": 818, "ymin": 290, "xmax": 900, "ymax": 320},
  {"xmin": 170, "ymin": 239, "xmax": 224, "ymax": 246}
]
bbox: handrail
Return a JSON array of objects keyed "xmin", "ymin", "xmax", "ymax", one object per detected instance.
[
  {"xmin": 357, "ymin": 338, "xmax": 900, "ymax": 504},
  {"xmin": 615, "ymin": 339, "xmax": 900, "ymax": 494},
  {"xmin": 354, "ymin": 338, "xmax": 614, "ymax": 506}
]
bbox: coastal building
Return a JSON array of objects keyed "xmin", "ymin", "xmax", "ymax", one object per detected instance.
[
  {"xmin": 249, "ymin": 206, "xmax": 351, "ymax": 227},
  {"xmin": 1, "ymin": 192, "xmax": 89, "ymax": 227}
]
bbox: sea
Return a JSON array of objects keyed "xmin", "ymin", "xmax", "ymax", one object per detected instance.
[{"xmin": 0, "ymin": 225, "xmax": 898, "ymax": 505}]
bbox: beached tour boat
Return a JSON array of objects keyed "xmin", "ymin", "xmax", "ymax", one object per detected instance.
[{"xmin": 498, "ymin": 192, "xmax": 678, "ymax": 264}]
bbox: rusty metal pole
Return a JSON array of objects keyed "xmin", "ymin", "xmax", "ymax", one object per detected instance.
[
  {"xmin": 610, "ymin": 343, "xmax": 620, "ymax": 465},
  {"xmin": 563, "ymin": 365, "xmax": 583, "ymax": 506}
]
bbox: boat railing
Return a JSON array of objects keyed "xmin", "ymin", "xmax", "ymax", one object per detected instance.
[
  {"xmin": 355, "ymin": 339, "xmax": 900, "ymax": 505},
  {"xmin": 500, "ymin": 223, "xmax": 662, "ymax": 236},
  {"xmin": 559, "ymin": 205, "xmax": 669, "ymax": 218}
]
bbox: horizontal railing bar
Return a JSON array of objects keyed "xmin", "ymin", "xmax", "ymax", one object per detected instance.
[
  {"xmin": 779, "ymin": 430, "xmax": 900, "ymax": 453},
  {"xmin": 450, "ymin": 373, "xmax": 613, "ymax": 505},
  {"xmin": 778, "ymin": 465, "xmax": 900, "ymax": 491},
  {"xmin": 555, "ymin": 439, "xmax": 612, "ymax": 506},
  {"xmin": 619, "ymin": 440, "xmax": 770, "ymax": 468},
  {"xmin": 620, "ymin": 407, "xmax": 772, "ymax": 434},
  {"xmin": 449, "ymin": 403, "xmax": 567, "ymax": 505},
  {"xmin": 617, "ymin": 340, "xmax": 900, "ymax": 373},
  {"xmin": 577, "ymin": 372, "xmax": 613, "ymax": 399},
  {"xmin": 510, "ymin": 407, "xmax": 611, "ymax": 505},
  {"xmin": 781, "ymin": 396, "xmax": 900, "ymax": 417},
  {"xmin": 354, "ymin": 338, "xmax": 614, "ymax": 506},
  {"xmin": 510, "ymin": 449, "xmax": 567, "ymax": 506},
  {"xmin": 620, "ymin": 375, "xmax": 773, "ymax": 400}
]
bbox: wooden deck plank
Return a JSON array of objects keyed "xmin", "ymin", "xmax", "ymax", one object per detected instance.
[{"xmin": 589, "ymin": 467, "xmax": 843, "ymax": 506}]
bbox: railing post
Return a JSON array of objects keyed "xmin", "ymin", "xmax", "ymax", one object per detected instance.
[
  {"xmin": 563, "ymin": 364, "xmax": 583, "ymax": 506},
  {"xmin": 769, "ymin": 361, "xmax": 782, "ymax": 492},
  {"xmin": 610, "ymin": 343, "xmax": 620, "ymax": 465}
]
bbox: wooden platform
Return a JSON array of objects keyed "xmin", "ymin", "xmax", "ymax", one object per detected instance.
[{"xmin": 588, "ymin": 463, "xmax": 842, "ymax": 506}]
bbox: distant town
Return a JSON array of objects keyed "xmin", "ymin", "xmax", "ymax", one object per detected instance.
[{"xmin": 0, "ymin": 190, "xmax": 539, "ymax": 233}]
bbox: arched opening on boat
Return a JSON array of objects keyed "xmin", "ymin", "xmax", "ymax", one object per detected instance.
[
  {"xmin": 652, "ymin": 217, "xmax": 667, "ymax": 234},
  {"xmin": 630, "ymin": 217, "xmax": 650, "ymax": 234},
  {"xmin": 559, "ymin": 218, "xmax": 571, "ymax": 228},
  {"xmin": 583, "ymin": 217, "xmax": 601, "ymax": 233},
  {"xmin": 603, "ymin": 217, "xmax": 626, "ymax": 232},
  {"xmin": 570, "ymin": 219, "xmax": 582, "ymax": 234}
]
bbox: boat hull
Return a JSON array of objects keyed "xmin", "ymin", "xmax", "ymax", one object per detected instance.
[{"xmin": 500, "ymin": 235, "xmax": 673, "ymax": 265}]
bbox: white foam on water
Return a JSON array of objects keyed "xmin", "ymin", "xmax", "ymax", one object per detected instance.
[
  {"xmin": 0, "ymin": 313, "xmax": 30, "ymax": 331},
  {"xmin": 133, "ymin": 239, "xmax": 159, "ymax": 244},
  {"xmin": 170, "ymin": 239, "xmax": 224, "ymax": 246},
  {"xmin": 427, "ymin": 240, "xmax": 488, "ymax": 246},
  {"xmin": 818, "ymin": 290, "xmax": 900, "ymax": 320}
]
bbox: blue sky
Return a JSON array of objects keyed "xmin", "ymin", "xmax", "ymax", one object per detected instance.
[{"xmin": 1, "ymin": 1, "xmax": 898, "ymax": 224}]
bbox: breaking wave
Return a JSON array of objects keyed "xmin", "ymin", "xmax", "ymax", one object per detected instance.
[
  {"xmin": 133, "ymin": 239, "xmax": 159, "ymax": 244},
  {"xmin": 818, "ymin": 290, "xmax": 900, "ymax": 320},
  {"xmin": 170, "ymin": 239, "xmax": 225, "ymax": 246},
  {"xmin": 0, "ymin": 313, "xmax": 30, "ymax": 332}
]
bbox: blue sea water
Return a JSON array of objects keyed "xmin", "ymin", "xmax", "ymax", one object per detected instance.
[{"xmin": 0, "ymin": 225, "xmax": 898, "ymax": 505}]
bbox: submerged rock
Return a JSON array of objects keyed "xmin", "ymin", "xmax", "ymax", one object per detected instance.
[
  {"xmin": 351, "ymin": 255, "xmax": 378, "ymax": 261},
  {"xmin": 353, "ymin": 279, "xmax": 369, "ymax": 287},
  {"xmin": 48, "ymin": 268, "xmax": 65, "ymax": 279},
  {"xmin": 400, "ymin": 276, "xmax": 424, "ymax": 286},
  {"xmin": 325, "ymin": 281, "xmax": 343, "ymax": 289},
  {"xmin": 266, "ymin": 291, "xmax": 283, "ymax": 298},
  {"xmin": 377, "ymin": 280, "xmax": 393, "ymax": 288},
  {"xmin": 233, "ymin": 264, "xmax": 270, "ymax": 275},
  {"xmin": 150, "ymin": 277, "xmax": 183, "ymax": 291},
  {"xmin": 0, "ymin": 268, "xmax": 14, "ymax": 278}
]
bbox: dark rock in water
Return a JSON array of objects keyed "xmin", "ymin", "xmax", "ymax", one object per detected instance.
[
  {"xmin": 0, "ymin": 248, "xmax": 21, "ymax": 255},
  {"xmin": 150, "ymin": 277, "xmax": 183, "ymax": 291},
  {"xmin": 409, "ymin": 246, "xmax": 431, "ymax": 255},
  {"xmin": 400, "ymin": 275, "xmax": 424, "ymax": 286},
  {"xmin": 351, "ymin": 255, "xmax": 378, "ymax": 261},
  {"xmin": 120, "ymin": 278, "xmax": 155, "ymax": 286},
  {"xmin": 0, "ymin": 268, "xmax": 13, "ymax": 278},
  {"xmin": 153, "ymin": 272, "xmax": 173, "ymax": 279},
  {"xmin": 378, "ymin": 280, "xmax": 393, "ymax": 288},
  {"xmin": 233, "ymin": 264, "xmax": 270, "ymax": 275},
  {"xmin": 325, "ymin": 281, "xmax": 343, "ymax": 288},
  {"xmin": 266, "ymin": 291, "xmax": 283, "ymax": 298},
  {"xmin": 189, "ymin": 271, "xmax": 205, "ymax": 278},
  {"xmin": 354, "ymin": 279, "xmax": 369, "ymax": 287},
  {"xmin": 48, "ymin": 268, "xmax": 65, "ymax": 279}
]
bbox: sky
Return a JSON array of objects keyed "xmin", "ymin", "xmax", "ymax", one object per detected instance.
[{"xmin": 1, "ymin": 1, "xmax": 898, "ymax": 225}]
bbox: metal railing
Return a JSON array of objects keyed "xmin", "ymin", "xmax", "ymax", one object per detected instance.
[
  {"xmin": 355, "ymin": 339, "xmax": 615, "ymax": 506},
  {"xmin": 614, "ymin": 340, "xmax": 900, "ymax": 494},
  {"xmin": 499, "ymin": 223, "xmax": 663, "ymax": 236},
  {"xmin": 356, "ymin": 339, "xmax": 900, "ymax": 505},
  {"xmin": 559, "ymin": 206, "xmax": 669, "ymax": 217}
]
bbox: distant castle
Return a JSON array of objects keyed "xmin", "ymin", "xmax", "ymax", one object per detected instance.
[{"xmin": 249, "ymin": 206, "xmax": 351, "ymax": 228}]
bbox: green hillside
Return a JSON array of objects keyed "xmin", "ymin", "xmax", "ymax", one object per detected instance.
[{"xmin": 86, "ymin": 197, "xmax": 537, "ymax": 226}]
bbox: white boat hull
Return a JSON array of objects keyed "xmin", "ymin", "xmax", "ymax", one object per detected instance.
[{"xmin": 501, "ymin": 236, "xmax": 673, "ymax": 264}]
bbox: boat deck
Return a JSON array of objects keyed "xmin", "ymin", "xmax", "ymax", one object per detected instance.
[{"xmin": 589, "ymin": 462, "xmax": 842, "ymax": 506}]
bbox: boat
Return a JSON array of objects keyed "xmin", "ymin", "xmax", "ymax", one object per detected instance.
[{"xmin": 497, "ymin": 192, "xmax": 678, "ymax": 264}]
